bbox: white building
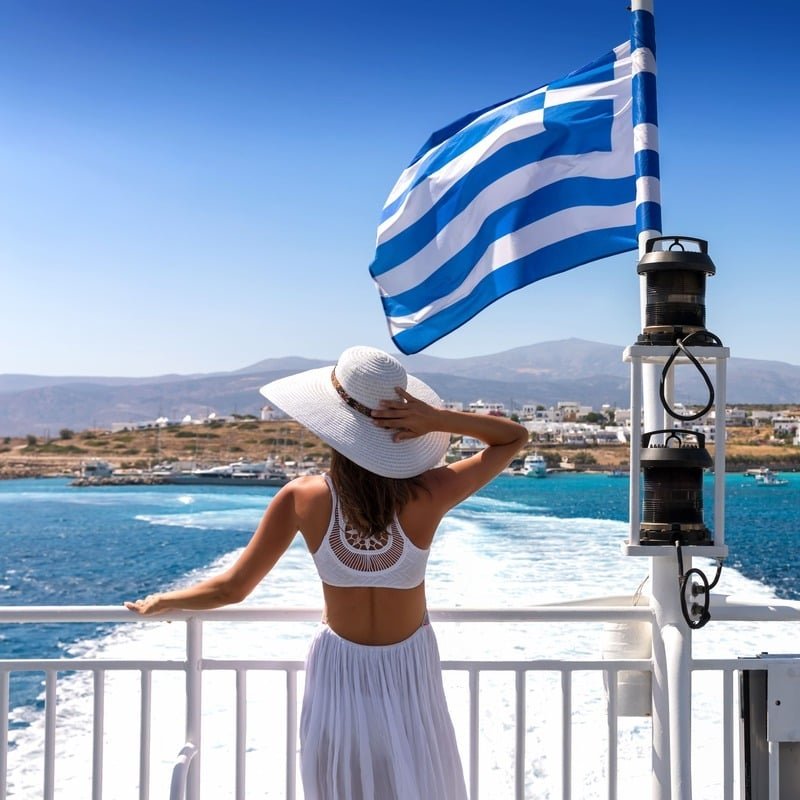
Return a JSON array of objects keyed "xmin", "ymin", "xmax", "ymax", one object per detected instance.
[
  {"xmin": 261, "ymin": 405, "xmax": 287, "ymax": 421},
  {"xmin": 725, "ymin": 407, "xmax": 748, "ymax": 426},
  {"xmin": 449, "ymin": 435, "xmax": 489, "ymax": 458},
  {"xmin": 773, "ymin": 416, "xmax": 800, "ymax": 436},
  {"xmin": 750, "ymin": 410, "xmax": 775, "ymax": 426},
  {"xmin": 468, "ymin": 400, "xmax": 505, "ymax": 415}
]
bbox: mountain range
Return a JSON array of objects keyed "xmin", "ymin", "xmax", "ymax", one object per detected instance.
[{"xmin": 2, "ymin": 339, "xmax": 799, "ymax": 436}]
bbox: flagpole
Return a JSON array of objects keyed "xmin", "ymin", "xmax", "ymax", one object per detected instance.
[
  {"xmin": 632, "ymin": 0, "xmax": 661, "ymax": 259},
  {"xmin": 631, "ymin": 4, "xmax": 693, "ymax": 799}
]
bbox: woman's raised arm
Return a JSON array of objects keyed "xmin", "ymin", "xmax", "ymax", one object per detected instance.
[
  {"xmin": 372, "ymin": 387, "xmax": 529, "ymax": 509},
  {"xmin": 125, "ymin": 483, "xmax": 301, "ymax": 615}
]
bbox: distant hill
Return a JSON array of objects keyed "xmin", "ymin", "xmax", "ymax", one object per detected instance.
[{"xmin": 1, "ymin": 339, "xmax": 799, "ymax": 436}]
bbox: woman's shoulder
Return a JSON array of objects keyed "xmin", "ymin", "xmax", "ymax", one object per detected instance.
[
  {"xmin": 278, "ymin": 474, "xmax": 332, "ymax": 538},
  {"xmin": 284, "ymin": 473, "xmax": 329, "ymax": 499}
]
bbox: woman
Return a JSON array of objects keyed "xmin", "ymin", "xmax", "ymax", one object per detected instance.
[{"xmin": 126, "ymin": 345, "xmax": 528, "ymax": 800}]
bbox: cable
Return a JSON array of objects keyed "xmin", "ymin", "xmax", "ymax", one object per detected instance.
[
  {"xmin": 659, "ymin": 329, "xmax": 724, "ymax": 422},
  {"xmin": 674, "ymin": 541, "xmax": 724, "ymax": 630}
]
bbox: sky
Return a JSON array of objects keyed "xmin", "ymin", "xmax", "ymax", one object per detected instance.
[{"xmin": 2, "ymin": 0, "xmax": 799, "ymax": 377}]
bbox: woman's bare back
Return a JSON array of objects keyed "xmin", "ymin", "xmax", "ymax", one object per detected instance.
[{"xmin": 296, "ymin": 474, "xmax": 443, "ymax": 645}]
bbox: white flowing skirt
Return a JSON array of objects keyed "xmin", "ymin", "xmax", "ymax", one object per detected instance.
[{"xmin": 300, "ymin": 619, "xmax": 467, "ymax": 800}]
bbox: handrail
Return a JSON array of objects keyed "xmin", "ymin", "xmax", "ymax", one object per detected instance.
[
  {"xmin": 168, "ymin": 743, "xmax": 198, "ymax": 800},
  {"xmin": 1, "ymin": 596, "xmax": 800, "ymax": 625},
  {"xmin": 0, "ymin": 594, "xmax": 798, "ymax": 624},
  {"xmin": 0, "ymin": 604, "xmax": 654, "ymax": 623}
]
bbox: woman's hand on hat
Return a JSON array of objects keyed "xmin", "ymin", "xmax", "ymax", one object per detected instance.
[{"xmin": 372, "ymin": 387, "xmax": 437, "ymax": 441}]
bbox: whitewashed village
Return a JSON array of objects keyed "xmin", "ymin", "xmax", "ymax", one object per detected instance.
[
  {"xmin": 77, "ymin": 397, "xmax": 800, "ymax": 484},
  {"xmin": 116, "ymin": 399, "xmax": 800, "ymax": 453}
]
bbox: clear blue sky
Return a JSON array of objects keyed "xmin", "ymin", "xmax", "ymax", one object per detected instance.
[{"xmin": 2, "ymin": 0, "xmax": 799, "ymax": 377}]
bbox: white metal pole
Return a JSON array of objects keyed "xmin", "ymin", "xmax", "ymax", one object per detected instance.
[
  {"xmin": 631, "ymin": 2, "xmax": 693, "ymax": 798},
  {"xmin": 714, "ymin": 359, "xmax": 727, "ymax": 547},
  {"xmin": 186, "ymin": 618, "xmax": 203, "ymax": 800}
]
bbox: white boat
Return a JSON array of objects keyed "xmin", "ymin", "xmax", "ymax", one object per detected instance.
[
  {"xmin": 522, "ymin": 452, "xmax": 547, "ymax": 477},
  {"xmin": 160, "ymin": 459, "xmax": 290, "ymax": 487},
  {"xmin": 754, "ymin": 469, "xmax": 788, "ymax": 486},
  {"xmin": 744, "ymin": 467, "xmax": 772, "ymax": 479},
  {"xmin": 78, "ymin": 459, "xmax": 114, "ymax": 479}
]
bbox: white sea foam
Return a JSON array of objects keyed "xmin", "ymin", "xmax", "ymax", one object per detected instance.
[
  {"xmin": 5, "ymin": 508, "xmax": 799, "ymax": 798},
  {"xmin": 135, "ymin": 508, "xmax": 263, "ymax": 531}
]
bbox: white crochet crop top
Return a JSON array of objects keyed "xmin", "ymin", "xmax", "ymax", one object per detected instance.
[{"xmin": 311, "ymin": 475, "xmax": 429, "ymax": 589}]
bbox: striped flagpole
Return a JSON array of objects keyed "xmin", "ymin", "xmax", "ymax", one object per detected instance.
[
  {"xmin": 631, "ymin": 0, "xmax": 661, "ymax": 257},
  {"xmin": 631, "ymin": 7, "xmax": 695, "ymax": 800}
]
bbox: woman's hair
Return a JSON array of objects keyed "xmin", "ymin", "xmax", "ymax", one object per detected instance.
[{"xmin": 329, "ymin": 450, "xmax": 427, "ymax": 537}]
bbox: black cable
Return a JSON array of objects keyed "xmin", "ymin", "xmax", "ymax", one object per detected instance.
[
  {"xmin": 659, "ymin": 329, "xmax": 724, "ymax": 422},
  {"xmin": 674, "ymin": 541, "xmax": 723, "ymax": 630}
]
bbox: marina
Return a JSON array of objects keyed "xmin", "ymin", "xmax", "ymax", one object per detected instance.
[
  {"xmin": 72, "ymin": 460, "xmax": 293, "ymax": 488},
  {"xmin": 152, "ymin": 460, "xmax": 291, "ymax": 488}
]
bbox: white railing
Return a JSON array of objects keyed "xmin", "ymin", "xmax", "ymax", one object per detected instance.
[{"xmin": 2, "ymin": 600, "xmax": 800, "ymax": 800}]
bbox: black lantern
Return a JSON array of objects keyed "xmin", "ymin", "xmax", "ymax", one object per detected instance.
[
  {"xmin": 640, "ymin": 429, "xmax": 713, "ymax": 546},
  {"xmin": 637, "ymin": 236, "xmax": 718, "ymax": 346}
]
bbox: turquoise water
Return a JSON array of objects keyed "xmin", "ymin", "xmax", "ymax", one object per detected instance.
[
  {"xmin": 2, "ymin": 473, "xmax": 799, "ymax": 708},
  {"xmin": 2, "ymin": 470, "xmax": 798, "ymax": 636},
  {"xmin": 478, "ymin": 471, "xmax": 800, "ymax": 594},
  {"xmin": 1, "ymin": 472, "xmax": 798, "ymax": 798}
]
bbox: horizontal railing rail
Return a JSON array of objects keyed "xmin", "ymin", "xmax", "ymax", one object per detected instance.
[{"xmin": 3, "ymin": 597, "xmax": 800, "ymax": 800}]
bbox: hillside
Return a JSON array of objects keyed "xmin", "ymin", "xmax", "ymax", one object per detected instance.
[
  {"xmin": 1, "ymin": 418, "xmax": 798, "ymax": 480},
  {"xmin": 1, "ymin": 339, "xmax": 800, "ymax": 437}
]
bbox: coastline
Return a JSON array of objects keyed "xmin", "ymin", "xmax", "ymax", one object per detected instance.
[
  {"xmin": 1, "ymin": 418, "xmax": 798, "ymax": 481},
  {"xmin": 1, "ymin": 447, "xmax": 798, "ymax": 481}
]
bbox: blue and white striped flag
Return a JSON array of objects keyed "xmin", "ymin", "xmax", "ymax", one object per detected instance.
[{"xmin": 370, "ymin": 41, "xmax": 639, "ymax": 355}]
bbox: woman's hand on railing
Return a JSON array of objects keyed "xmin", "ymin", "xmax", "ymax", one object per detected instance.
[{"xmin": 125, "ymin": 594, "xmax": 167, "ymax": 615}]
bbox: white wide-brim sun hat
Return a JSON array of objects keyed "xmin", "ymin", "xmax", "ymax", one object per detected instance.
[{"xmin": 259, "ymin": 346, "xmax": 450, "ymax": 479}]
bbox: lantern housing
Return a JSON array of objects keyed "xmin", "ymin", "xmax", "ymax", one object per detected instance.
[
  {"xmin": 637, "ymin": 236, "xmax": 718, "ymax": 346},
  {"xmin": 640, "ymin": 429, "xmax": 713, "ymax": 546}
]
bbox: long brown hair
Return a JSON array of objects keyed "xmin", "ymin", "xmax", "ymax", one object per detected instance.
[{"xmin": 329, "ymin": 450, "xmax": 427, "ymax": 537}]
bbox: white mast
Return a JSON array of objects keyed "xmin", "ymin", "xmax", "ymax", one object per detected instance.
[{"xmin": 630, "ymin": 3, "xmax": 694, "ymax": 798}]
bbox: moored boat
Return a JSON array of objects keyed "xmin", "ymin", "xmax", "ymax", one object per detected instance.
[
  {"xmin": 522, "ymin": 452, "xmax": 547, "ymax": 477},
  {"xmin": 753, "ymin": 469, "xmax": 789, "ymax": 486},
  {"xmin": 157, "ymin": 459, "xmax": 290, "ymax": 487}
]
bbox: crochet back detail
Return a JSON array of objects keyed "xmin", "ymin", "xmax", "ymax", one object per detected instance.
[{"xmin": 312, "ymin": 475, "xmax": 429, "ymax": 589}]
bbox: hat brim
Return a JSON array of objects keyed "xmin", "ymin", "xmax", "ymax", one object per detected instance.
[{"xmin": 259, "ymin": 366, "xmax": 450, "ymax": 479}]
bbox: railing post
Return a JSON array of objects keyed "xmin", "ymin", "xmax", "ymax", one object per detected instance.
[
  {"xmin": 185, "ymin": 617, "xmax": 203, "ymax": 800},
  {"xmin": 286, "ymin": 669, "xmax": 297, "ymax": 800},
  {"xmin": 140, "ymin": 669, "xmax": 152, "ymax": 800},
  {"xmin": 1, "ymin": 670, "xmax": 9, "ymax": 800},
  {"xmin": 92, "ymin": 669, "xmax": 105, "ymax": 800},
  {"xmin": 469, "ymin": 668, "xmax": 480, "ymax": 800},
  {"xmin": 561, "ymin": 670, "xmax": 572, "ymax": 800},
  {"xmin": 44, "ymin": 670, "xmax": 57, "ymax": 800},
  {"xmin": 514, "ymin": 670, "xmax": 526, "ymax": 800},
  {"xmin": 651, "ymin": 558, "xmax": 692, "ymax": 800}
]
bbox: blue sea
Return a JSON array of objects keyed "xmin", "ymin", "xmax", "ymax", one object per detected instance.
[{"xmin": 1, "ymin": 471, "xmax": 799, "ymax": 798}]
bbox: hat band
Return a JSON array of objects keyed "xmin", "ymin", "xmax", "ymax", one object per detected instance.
[{"xmin": 331, "ymin": 369, "xmax": 373, "ymax": 417}]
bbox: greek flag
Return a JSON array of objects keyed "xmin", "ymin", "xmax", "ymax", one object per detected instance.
[{"xmin": 370, "ymin": 41, "xmax": 638, "ymax": 355}]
